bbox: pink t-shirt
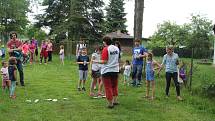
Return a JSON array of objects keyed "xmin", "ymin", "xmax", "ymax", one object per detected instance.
[
  {"xmin": 22, "ymin": 44, "xmax": 29, "ymax": 55},
  {"xmin": 47, "ymin": 43, "xmax": 53, "ymax": 51}
]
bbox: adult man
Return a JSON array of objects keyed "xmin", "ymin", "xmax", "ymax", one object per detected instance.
[
  {"xmin": 76, "ymin": 39, "xmax": 87, "ymax": 58},
  {"xmin": 159, "ymin": 45, "xmax": 182, "ymax": 100},
  {"xmin": 131, "ymin": 39, "xmax": 147, "ymax": 86},
  {"xmin": 7, "ymin": 32, "xmax": 25, "ymax": 86}
]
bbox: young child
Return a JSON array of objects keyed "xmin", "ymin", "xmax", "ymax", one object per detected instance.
[
  {"xmin": 178, "ymin": 60, "xmax": 187, "ymax": 87},
  {"xmin": 59, "ymin": 45, "xmax": 64, "ymax": 65},
  {"xmin": 8, "ymin": 57, "xmax": 17, "ymax": 99},
  {"xmin": 76, "ymin": 47, "xmax": 90, "ymax": 91},
  {"xmin": 1, "ymin": 61, "xmax": 10, "ymax": 92},
  {"xmin": 90, "ymin": 46, "xmax": 102, "ymax": 97},
  {"xmin": 1, "ymin": 45, "xmax": 6, "ymax": 60},
  {"xmin": 145, "ymin": 52, "xmax": 161, "ymax": 100},
  {"xmin": 22, "ymin": 41, "xmax": 29, "ymax": 65},
  {"xmin": 40, "ymin": 40, "xmax": 48, "ymax": 64},
  {"xmin": 123, "ymin": 60, "xmax": 131, "ymax": 85},
  {"xmin": 29, "ymin": 40, "xmax": 36, "ymax": 64}
]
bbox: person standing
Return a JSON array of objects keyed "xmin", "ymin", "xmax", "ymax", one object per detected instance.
[
  {"xmin": 158, "ymin": 45, "xmax": 183, "ymax": 101},
  {"xmin": 7, "ymin": 32, "xmax": 25, "ymax": 86},
  {"xmin": 131, "ymin": 39, "xmax": 147, "ymax": 86},
  {"xmin": 47, "ymin": 40, "xmax": 53, "ymax": 62},
  {"xmin": 31, "ymin": 37, "xmax": 38, "ymax": 62},
  {"xmin": 97, "ymin": 37, "xmax": 120, "ymax": 108},
  {"xmin": 76, "ymin": 39, "xmax": 87, "ymax": 58}
]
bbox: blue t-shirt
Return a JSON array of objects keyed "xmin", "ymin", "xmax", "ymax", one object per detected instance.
[
  {"xmin": 132, "ymin": 46, "xmax": 147, "ymax": 65},
  {"xmin": 77, "ymin": 55, "xmax": 90, "ymax": 70}
]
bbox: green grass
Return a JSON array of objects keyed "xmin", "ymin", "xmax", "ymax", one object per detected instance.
[{"xmin": 0, "ymin": 55, "xmax": 215, "ymax": 121}]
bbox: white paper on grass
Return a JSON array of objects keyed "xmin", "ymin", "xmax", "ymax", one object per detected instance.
[
  {"xmin": 34, "ymin": 99, "xmax": 39, "ymax": 103},
  {"xmin": 52, "ymin": 99, "xmax": 58, "ymax": 102}
]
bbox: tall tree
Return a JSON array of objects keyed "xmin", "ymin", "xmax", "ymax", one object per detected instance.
[
  {"xmin": 134, "ymin": 0, "xmax": 144, "ymax": 40},
  {"xmin": 0, "ymin": 0, "xmax": 29, "ymax": 41},
  {"xmin": 105, "ymin": 0, "xmax": 127, "ymax": 33}
]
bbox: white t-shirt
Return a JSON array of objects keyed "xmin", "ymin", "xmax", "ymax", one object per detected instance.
[
  {"xmin": 123, "ymin": 65, "xmax": 131, "ymax": 76},
  {"xmin": 91, "ymin": 52, "xmax": 101, "ymax": 71},
  {"xmin": 59, "ymin": 49, "xmax": 64, "ymax": 55},
  {"xmin": 101, "ymin": 45, "xmax": 119, "ymax": 75},
  {"xmin": 1, "ymin": 67, "xmax": 9, "ymax": 78}
]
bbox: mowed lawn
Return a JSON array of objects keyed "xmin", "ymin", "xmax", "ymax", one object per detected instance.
[{"xmin": 0, "ymin": 55, "xmax": 215, "ymax": 121}]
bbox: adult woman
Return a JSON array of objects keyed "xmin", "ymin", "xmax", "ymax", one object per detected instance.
[{"xmin": 95, "ymin": 37, "xmax": 120, "ymax": 108}]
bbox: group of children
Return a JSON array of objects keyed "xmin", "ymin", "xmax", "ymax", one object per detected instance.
[{"xmin": 76, "ymin": 45, "xmax": 187, "ymax": 100}]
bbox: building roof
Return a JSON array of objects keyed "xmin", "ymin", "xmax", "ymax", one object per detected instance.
[{"xmin": 105, "ymin": 31, "xmax": 133, "ymax": 39}]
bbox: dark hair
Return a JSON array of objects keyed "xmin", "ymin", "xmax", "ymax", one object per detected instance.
[
  {"xmin": 125, "ymin": 60, "xmax": 130, "ymax": 65},
  {"xmin": 103, "ymin": 36, "xmax": 112, "ymax": 45},
  {"xmin": 10, "ymin": 31, "xmax": 17, "ymax": 39},
  {"xmin": 134, "ymin": 39, "xmax": 141, "ymax": 43},
  {"xmin": 2, "ymin": 61, "xmax": 6, "ymax": 66},
  {"xmin": 9, "ymin": 57, "xmax": 16, "ymax": 65},
  {"xmin": 115, "ymin": 41, "xmax": 121, "ymax": 51}
]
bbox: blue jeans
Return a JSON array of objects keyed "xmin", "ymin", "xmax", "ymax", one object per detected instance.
[
  {"xmin": 132, "ymin": 64, "xmax": 143, "ymax": 85},
  {"xmin": 16, "ymin": 59, "xmax": 24, "ymax": 86},
  {"xmin": 10, "ymin": 81, "xmax": 16, "ymax": 96}
]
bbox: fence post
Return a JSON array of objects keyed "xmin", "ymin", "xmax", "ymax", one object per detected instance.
[{"xmin": 189, "ymin": 48, "xmax": 194, "ymax": 91}]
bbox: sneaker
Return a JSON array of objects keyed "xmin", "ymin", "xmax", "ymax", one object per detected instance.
[
  {"xmin": 89, "ymin": 93, "xmax": 95, "ymax": 97},
  {"xmin": 78, "ymin": 87, "xmax": 81, "ymax": 91},
  {"xmin": 113, "ymin": 102, "xmax": 120, "ymax": 105},
  {"xmin": 107, "ymin": 104, "xmax": 114, "ymax": 109},
  {"xmin": 177, "ymin": 96, "xmax": 183, "ymax": 101},
  {"xmin": 82, "ymin": 87, "xmax": 86, "ymax": 91}
]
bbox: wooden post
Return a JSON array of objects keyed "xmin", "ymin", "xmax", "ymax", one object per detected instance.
[{"xmin": 189, "ymin": 48, "xmax": 194, "ymax": 91}]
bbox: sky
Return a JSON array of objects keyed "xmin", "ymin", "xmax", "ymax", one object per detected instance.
[{"xmin": 28, "ymin": 0, "xmax": 215, "ymax": 38}]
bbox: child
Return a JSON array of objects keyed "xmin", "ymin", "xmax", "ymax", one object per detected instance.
[
  {"xmin": 1, "ymin": 61, "xmax": 10, "ymax": 91},
  {"xmin": 22, "ymin": 41, "xmax": 29, "ymax": 65},
  {"xmin": 40, "ymin": 40, "xmax": 48, "ymax": 64},
  {"xmin": 59, "ymin": 45, "xmax": 64, "ymax": 65},
  {"xmin": 29, "ymin": 40, "xmax": 36, "ymax": 64},
  {"xmin": 178, "ymin": 61, "xmax": 187, "ymax": 87},
  {"xmin": 1, "ymin": 45, "xmax": 6, "ymax": 60},
  {"xmin": 90, "ymin": 46, "xmax": 102, "ymax": 97},
  {"xmin": 76, "ymin": 47, "xmax": 89, "ymax": 91},
  {"xmin": 123, "ymin": 60, "xmax": 131, "ymax": 85},
  {"xmin": 8, "ymin": 57, "xmax": 17, "ymax": 99},
  {"xmin": 145, "ymin": 52, "xmax": 161, "ymax": 100}
]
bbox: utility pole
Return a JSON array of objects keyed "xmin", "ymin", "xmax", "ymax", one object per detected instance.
[{"xmin": 134, "ymin": 0, "xmax": 144, "ymax": 40}]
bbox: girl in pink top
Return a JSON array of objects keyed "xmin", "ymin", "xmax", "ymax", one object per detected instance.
[
  {"xmin": 29, "ymin": 40, "xmax": 36, "ymax": 64},
  {"xmin": 22, "ymin": 41, "xmax": 29, "ymax": 65}
]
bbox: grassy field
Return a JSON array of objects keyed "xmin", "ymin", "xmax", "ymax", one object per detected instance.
[{"xmin": 0, "ymin": 55, "xmax": 215, "ymax": 121}]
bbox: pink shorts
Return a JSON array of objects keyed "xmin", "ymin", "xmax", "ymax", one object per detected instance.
[{"xmin": 2, "ymin": 78, "xmax": 9, "ymax": 87}]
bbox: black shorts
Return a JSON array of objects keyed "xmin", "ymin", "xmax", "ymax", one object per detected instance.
[
  {"xmin": 91, "ymin": 70, "xmax": 101, "ymax": 78},
  {"xmin": 35, "ymin": 48, "xmax": 38, "ymax": 56}
]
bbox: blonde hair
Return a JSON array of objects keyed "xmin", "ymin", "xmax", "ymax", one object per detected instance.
[{"xmin": 60, "ymin": 45, "xmax": 64, "ymax": 49}]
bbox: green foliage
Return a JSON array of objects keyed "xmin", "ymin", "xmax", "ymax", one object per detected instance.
[
  {"xmin": 36, "ymin": 0, "xmax": 105, "ymax": 42},
  {"xmin": 105, "ymin": 0, "xmax": 127, "ymax": 33},
  {"xmin": 0, "ymin": 0, "xmax": 29, "ymax": 33},
  {"xmin": 149, "ymin": 14, "xmax": 214, "ymax": 50},
  {"xmin": 25, "ymin": 25, "xmax": 47, "ymax": 41}
]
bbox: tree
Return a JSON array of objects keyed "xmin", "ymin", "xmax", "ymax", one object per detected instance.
[
  {"xmin": 0, "ymin": 0, "xmax": 29, "ymax": 41},
  {"xmin": 134, "ymin": 0, "xmax": 144, "ymax": 40},
  {"xmin": 105, "ymin": 0, "xmax": 127, "ymax": 33},
  {"xmin": 149, "ymin": 21, "xmax": 190, "ymax": 48},
  {"xmin": 25, "ymin": 25, "xmax": 47, "ymax": 42}
]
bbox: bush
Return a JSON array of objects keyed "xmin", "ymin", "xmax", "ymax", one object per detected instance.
[
  {"xmin": 203, "ymin": 82, "xmax": 215, "ymax": 97},
  {"xmin": 151, "ymin": 47, "xmax": 213, "ymax": 59}
]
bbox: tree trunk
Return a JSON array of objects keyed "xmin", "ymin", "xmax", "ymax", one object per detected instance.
[{"xmin": 134, "ymin": 0, "xmax": 144, "ymax": 40}]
